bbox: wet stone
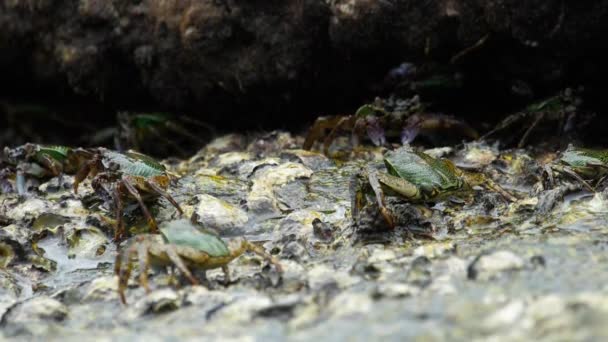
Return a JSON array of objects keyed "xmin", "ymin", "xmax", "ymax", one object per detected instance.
[
  {"xmin": 0, "ymin": 271, "xmax": 21, "ymax": 317},
  {"xmin": 247, "ymin": 162, "xmax": 313, "ymax": 214},
  {"xmin": 127, "ymin": 288, "xmax": 182, "ymax": 318},
  {"xmin": 406, "ymin": 256, "xmax": 433, "ymax": 287},
  {"xmin": 468, "ymin": 250, "xmax": 526, "ymax": 281},
  {"xmin": 82, "ymin": 276, "xmax": 119, "ymax": 302},
  {"xmin": 482, "ymin": 300, "xmax": 526, "ymax": 331},
  {"xmin": 207, "ymin": 292, "xmax": 274, "ymax": 324},
  {"xmin": 0, "ymin": 296, "xmax": 68, "ymax": 336},
  {"xmin": 372, "ymin": 282, "xmax": 420, "ymax": 299},
  {"xmin": 194, "ymin": 194, "xmax": 249, "ymax": 232},
  {"xmin": 327, "ymin": 292, "xmax": 373, "ymax": 319}
]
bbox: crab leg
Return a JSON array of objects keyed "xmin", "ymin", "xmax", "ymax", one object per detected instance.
[
  {"xmin": 221, "ymin": 265, "xmax": 231, "ymax": 284},
  {"xmin": 480, "ymin": 111, "xmax": 527, "ymax": 141},
  {"xmin": 73, "ymin": 156, "xmax": 100, "ymax": 193},
  {"xmin": 116, "ymin": 242, "xmax": 138, "ymax": 304},
  {"xmin": 145, "ymin": 180, "xmax": 184, "ymax": 215},
  {"xmin": 366, "ymin": 168, "xmax": 395, "ymax": 228},
  {"xmin": 303, "ymin": 116, "xmax": 343, "ymax": 150},
  {"xmin": 122, "ymin": 177, "xmax": 158, "ymax": 233},
  {"xmin": 242, "ymin": 241, "xmax": 283, "ymax": 273},
  {"xmin": 137, "ymin": 240, "xmax": 151, "ymax": 293},
  {"xmin": 178, "ymin": 116, "xmax": 216, "ymax": 135},
  {"xmin": 350, "ymin": 174, "xmax": 364, "ymax": 223},
  {"xmin": 163, "ymin": 244, "xmax": 199, "ymax": 285},
  {"xmin": 543, "ymin": 165, "xmax": 556, "ymax": 188},
  {"xmin": 323, "ymin": 116, "xmax": 354, "ymax": 155},
  {"xmin": 559, "ymin": 166, "xmax": 595, "ymax": 192},
  {"xmin": 518, "ymin": 111, "xmax": 545, "ymax": 148},
  {"xmin": 165, "ymin": 120, "xmax": 207, "ymax": 144},
  {"xmin": 114, "ymin": 184, "xmax": 126, "ymax": 242},
  {"xmin": 483, "ymin": 178, "xmax": 518, "ymax": 202},
  {"xmin": 37, "ymin": 153, "xmax": 63, "ymax": 177},
  {"xmin": 146, "ymin": 126, "xmax": 190, "ymax": 156}
]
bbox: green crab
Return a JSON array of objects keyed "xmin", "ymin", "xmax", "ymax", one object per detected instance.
[
  {"xmin": 115, "ymin": 218, "xmax": 283, "ymax": 304},
  {"xmin": 73, "ymin": 148, "xmax": 183, "ymax": 241},
  {"xmin": 544, "ymin": 145, "xmax": 608, "ymax": 192},
  {"xmin": 353, "ymin": 147, "xmax": 515, "ymax": 228},
  {"xmin": 303, "ymin": 97, "xmax": 478, "ymax": 155},
  {"xmin": 482, "ymin": 88, "xmax": 582, "ymax": 148},
  {"xmin": 2, "ymin": 143, "xmax": 89, "ymax": 195}
]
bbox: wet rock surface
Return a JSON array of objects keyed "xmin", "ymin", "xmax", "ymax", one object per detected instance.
[{"xmin": 2, "ymin": 133, "xmax": 608, "ymax": 340}]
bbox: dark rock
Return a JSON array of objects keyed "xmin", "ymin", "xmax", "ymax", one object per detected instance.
[{"xmin": 2, "ymin": 1, "xmax": 608, "ymax": 127}]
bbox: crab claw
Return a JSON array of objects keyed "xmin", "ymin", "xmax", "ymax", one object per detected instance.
[
  {"xmin": 380, "ymin": 206, "xmax": 395, "ymax": 229},
  {"xmin": 401, "ymin": 127, "xmax": 419, "ymax": 145},
  {"xmin": 365, "ymin": 116, "xmax": 386, "ymax": 147},
  {"xmin": 15, "ymin": 169, "xmax": 26, "ymax": 196}
]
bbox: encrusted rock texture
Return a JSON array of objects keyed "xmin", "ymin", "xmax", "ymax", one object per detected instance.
[{"xmin": 2, "ymin": 0, "xmax": 608, "ymax": 123}]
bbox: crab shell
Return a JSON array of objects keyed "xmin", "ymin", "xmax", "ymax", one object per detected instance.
[
  {"xmin": 382, "ymin": 148, "xmax": 470, "ymax": 201},
  {"xmin": 115, "ymin": 219, "xmax": 282, "ymax": 304},
  {"xmin": 158, "ymin": 219, "xmax": 237, "ymax": 269},
  {"xmin": 559, "ymin": 146, "xmax": 608, "ymax": 179}
]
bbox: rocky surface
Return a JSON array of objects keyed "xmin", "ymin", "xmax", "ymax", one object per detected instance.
[{"xmin": 2, "ymin": 133, "xmax": 608, "ymax": 340}]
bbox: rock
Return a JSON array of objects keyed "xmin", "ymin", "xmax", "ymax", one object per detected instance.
[
  {"xmin": 468, "ymin": 250, "xmax": 525, "ymax": 280},
  {"xmin": 1, "ymin": 296, "xmax": 68, "ymax": 336},
  {"xmin": 278, "ymin": 260, "xmax": 308, "ymax": 293},
  {"xmin": 3, "ymin": 0, "xmax": 608, "ymax": 127},
  {"xmin": 307, "ymin": 264, "xmax": 359, "ymax": 291},
  {"xmin": 194, "ymin": 194, "xmax": 249, "ymax": 231},
  {"xmin": 0, "ymin": 271, "xmax": 21, "ymax": 317},
  {"xmin": 82, "ymin": 276, "xmax": 119, "ymax": 302},
  {"xmin": 247, "ymin": 162, "xmax": 313, "ymax": 214},
  {"xmin": 373, "ymin": 283, "xmax": 419, "ymax": 299},
  {"xmin": 327, "ymin": 292, "xmax": 373, "ymax": 319},
  {"xmin": 126, "ymin": 288, "xmax": 181, "ymax": 318},
  {"xmin": 482, "ymin": 300, "xmax": 526, "ymax": 331},
  {"xmin": 208, "ymin": 293, "xmax": 273, "ymax": 324},
  {"xmin": 181, "ymin": 286, "xmax": 232, "ymax": 307},
  {"xmin": 211, "ymin": 152, "xmax": 254, "ymax": 170},
  {"xmin": 413, "ymin": 242, "xmax": 457, "ymax": 259},
  {"xmin": 428, "ymin": 256, "xmax": 467, "ymax": 295},
  {"xmin": 406, "ymin": 256, "xmax": 433, "ymax": 287},
  {"xmin": 7, "ymin": 198, "xmax": 55, "ymax": 221},
  {"xmin": 65, "ymin": 227, "xmax": 109, "ymax": 259},
  {"xmin": 367, "ymin": 248, "xmax": 397, "ymax": 264}
]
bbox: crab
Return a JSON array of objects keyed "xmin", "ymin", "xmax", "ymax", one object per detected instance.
[
  {"xmin": 115, "ymin": 112, "xmax": 214, "ymax": 157},
  {"xmin": 352, "ymin": 147, "xmax": 516, "ymax": 228},
  {"xmin": 481, "ymin": 88, "xmax": 585, "ymax": 148},
  {"xmin": 73, "ymin": 148, "xmax": 183, "ymax": 241},
  {"xmin": 543, "ymin": 145, "xmax": 608, "ymax": 192},
  {"xmin": 114, "ymin": 218, "xmax": 283, "ymax": 304},
  {"xmin": 1, "ymin": 144, "xmax": 89, "ymax": 195},
  {"xmin": 303, "ymin": 96, "xmax": 478, "ymax": 155}
]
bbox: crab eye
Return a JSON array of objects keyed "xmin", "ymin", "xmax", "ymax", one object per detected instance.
[{"xmin": 108, "ymin": 162, "xmax": 119, "ymax": 171}]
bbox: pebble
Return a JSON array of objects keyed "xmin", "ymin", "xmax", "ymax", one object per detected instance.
[
  {"xmin": 194, "ymin": 194, "xmax": 249, "ymax": 230},
  {"xmin": 468, "ymin": 250, "xmax": 525, "ymax": 280}
]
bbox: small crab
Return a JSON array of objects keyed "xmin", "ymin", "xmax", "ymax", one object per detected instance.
[
  {"xmin": 303, "ymin": 96, "xmax": 478, "ymax": 155},
  {"xmin": 115, "ymin": 112, "xmax": 214, "ymax": 157},
  {"xmin": 482, "ymin": 88, "xmax": 585, "ymax": 148},
  {"xmin": 115, "ymin": 218, "xmax": 283, "ymax": 304},
  {"xmin": 352, "ymin": 147, "xmax": 515, "ymax": 228},
  {"xmin": 543, "ymin": 145, "xmax": 608, "ymax": 192},
  {"xmin": 2, "ymin": 144, "xmax": 89, "ymax": 195},
  {"xmin": 73, "ymin": 148, "xmax": 183, "ymax": 241}
]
